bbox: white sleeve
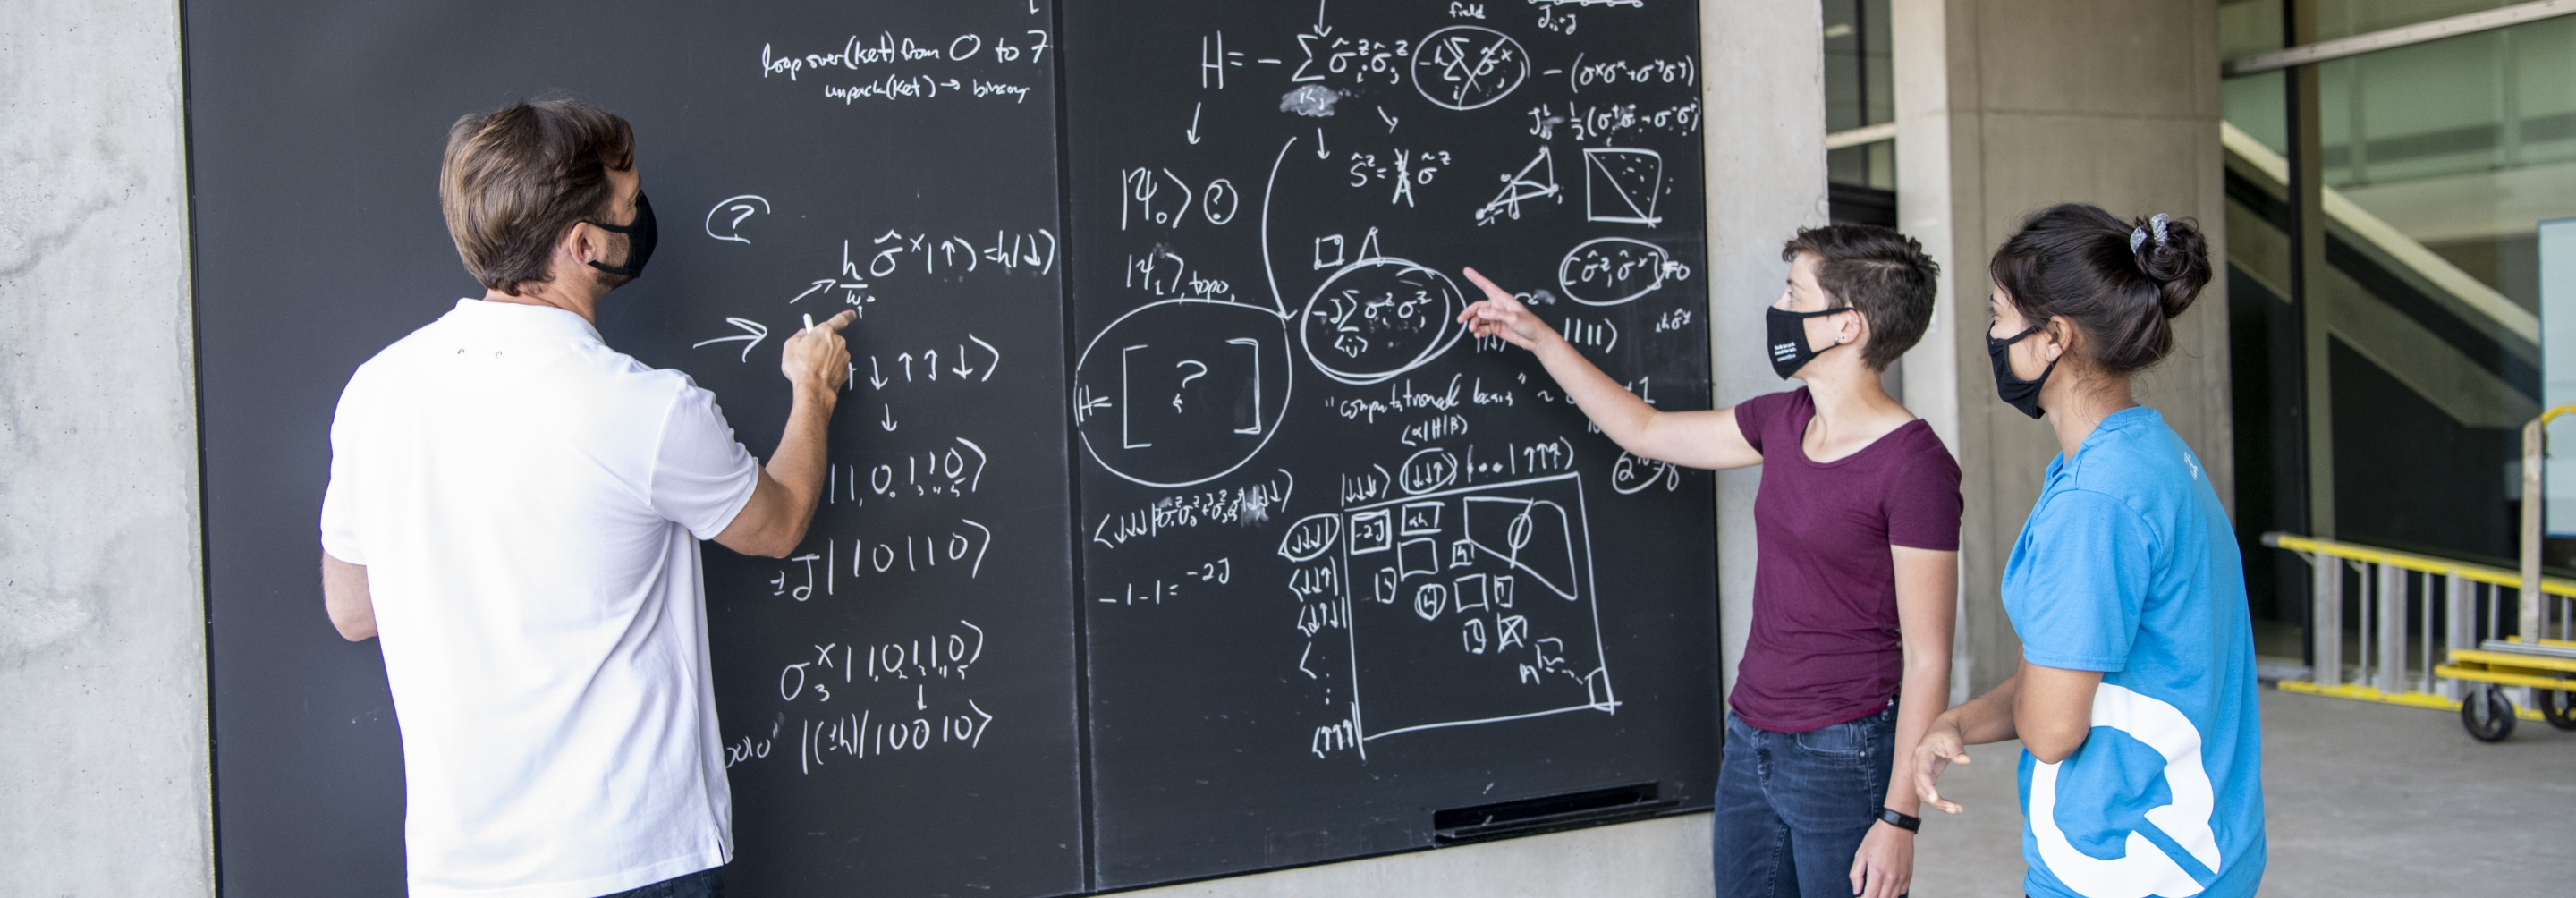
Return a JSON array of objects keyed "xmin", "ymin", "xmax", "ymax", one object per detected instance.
[
  {"xmin": 318, "ymin": 383, "xmax": 368, "ymax": 564},
  {"xmin": 649, "ymin": 380, "xmax": 761, "ymax": 540}
]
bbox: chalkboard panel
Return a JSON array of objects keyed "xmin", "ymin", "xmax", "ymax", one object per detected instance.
[
  {"xmin": 1057, "ymin": 0, "xmax": 1718, "ymax": 888},
  {"xmin": 193, "ymin": 0, "xmax": 1717, "ymax": 894},
  {"xmin": 188, "ymin": 2, "xmax": 1083, "ymax": 895}
]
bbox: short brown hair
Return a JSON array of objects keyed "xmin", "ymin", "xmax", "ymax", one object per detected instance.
[
  {"xmin": 439, "ymin": 97, "xmax": 634, "ymax": 294},
  {"xmin": 1781, "ymin": 224, "xmax": 1941, "ymax": 370}
]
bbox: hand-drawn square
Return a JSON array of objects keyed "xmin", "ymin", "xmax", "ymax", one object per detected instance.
[
  {"xmin": 1583, "ymin": 148, "xmax": 1664, "ymax": 226},
  {"xmin": 1340, "ymin": 472, "xmax": 1615, "ymax": 746},
  {"xmin": 1399, "ymin": 501, "xmax": 1444, "ymax": 535},
  {"xmin": 1397, "ymin": 538, "xmax": 1441, "ymax": 579},
  {"xmin": 1348, "ymin": 509, "xmax": 1394, "ymax": 555},
  {"xmin": 1453, "ymin": 573, "xmax": 1488, "ymax": 613}
]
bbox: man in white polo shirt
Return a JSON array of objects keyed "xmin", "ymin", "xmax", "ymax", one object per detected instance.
[{"xmin": 318, "ymin": 97, "xmax": 852, "ymax": 898}]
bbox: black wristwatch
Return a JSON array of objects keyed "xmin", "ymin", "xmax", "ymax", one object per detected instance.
[{"xmin": 1876, "ymin": 807, "xmax": 1921, "ymax": 832}]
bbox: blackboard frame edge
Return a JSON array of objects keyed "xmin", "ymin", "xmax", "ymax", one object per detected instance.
[
  {"xmin": 173, "ymin": 1, "xmax": 232, "ymax": 893},
  {"xmin": 1045, "ymin": 0, "xmax": 1102, "ymax": 891},
  {"xmin": 1074, "ymin": 806, "xmax": 1716, "ymax": 897}
]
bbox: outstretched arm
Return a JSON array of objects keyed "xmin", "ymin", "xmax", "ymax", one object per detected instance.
[{"xmin": 1456, "ymin": 268, "xmax": 1760, "ymax": 470}]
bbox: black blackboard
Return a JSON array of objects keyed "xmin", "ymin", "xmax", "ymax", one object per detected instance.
[
  {"xmin": 1058, "ymin": 1, "xmax": 1716, "ymax": 887},
  {"xmin": 190, "ymin": 1, "xmax": 1715, "ymax": 895},
  {"xmin": 190, "ymin": 3, "xmax": 1083, "ymax": 895}
]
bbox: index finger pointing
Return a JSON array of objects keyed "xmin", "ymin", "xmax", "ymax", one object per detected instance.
[
  {"xmin": 818, "ymin": 309, "xmax": 858, "ymax": 332},
  {"xmin": 1460, "ymin": 267, "xmax": 1515, "ymax": 302}
]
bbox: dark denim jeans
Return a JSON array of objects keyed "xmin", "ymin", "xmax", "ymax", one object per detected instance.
[
  {"xmin": 597, "ymin": 867, "xmax": 723, "ymax": 898},
  {"xmin": 1714, "ymin": 706, "xmax": 1897, "ymax": 898}
]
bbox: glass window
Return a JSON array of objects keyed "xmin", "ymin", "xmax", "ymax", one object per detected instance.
[{"xmin": 1824, "ymin": 0, "xmax": 1894, "ymax": 193}]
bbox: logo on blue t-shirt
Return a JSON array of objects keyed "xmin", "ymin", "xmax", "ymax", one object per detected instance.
[{"xmin": 2029, "ymin": 687, "xmax": 2223, "ymax": 897}]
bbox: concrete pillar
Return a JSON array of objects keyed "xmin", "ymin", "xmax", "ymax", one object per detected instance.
[
  {"xmin": 1892, "ymin": 0, "xmax": 2232, "ymax": 699},
  {"xmin": 1705, "ymin": 0, "xmax": 1831, "ymax": 705},
  {"xmin": 0, "ymin": 1, "xmax": 215, "ymax": 895}
]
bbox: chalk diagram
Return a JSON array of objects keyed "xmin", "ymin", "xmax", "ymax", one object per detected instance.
[
  {"xmin": 1557, "ymin": 237, "xmax": 1691, "ymax": 307},
  {"xmin": 1411, "ymin": 25, "xmax": 1530, "ymax": 111},
  {"xmin": 1582, "ymin": 148, "xmax": 1665, "ymax": 226},
  {"xmin": 1299, "ymin": 255, "xmax": 1470, "ymax": 386},
  {"xmin": 1294, "ymin": 467, "xmax": 1617, "ymax": 757},
  {"xmin": 1473, "ymin": 146, "xmax": 1562, "ymax": 226},
  {"xmin": 1074, "ymin": 299, "xmax": 1295, "ymax": 488}
]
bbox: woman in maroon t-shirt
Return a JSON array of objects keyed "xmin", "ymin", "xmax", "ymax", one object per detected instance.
[{"xmin": 1461, "ymin": 224, "xmax": 1961, "ymax": 898}]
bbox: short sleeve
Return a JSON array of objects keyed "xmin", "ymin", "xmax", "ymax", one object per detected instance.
[
  {"xmin": 1885, "ymin": 436, "xmax": 1963, "ymax": 551},
  {"xmin": 1730, "ymin": 390, "xmax": 1788, "ymax": 454},
  {"xmin": 318, "ymin": 383, "xmax": 368, "ymax": 564},
  {"xmin": 649, "ymin": 381, "xmax": 761, "ymax": 540},
  {"xmin": 2004, "ymin": 489, "xmax": 2154, "ymax": 673}
]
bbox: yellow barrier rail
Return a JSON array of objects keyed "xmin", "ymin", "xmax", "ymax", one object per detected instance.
[{"xmin": 2259, "ymin": 532, "xmax": 2576, "ymax": 598}]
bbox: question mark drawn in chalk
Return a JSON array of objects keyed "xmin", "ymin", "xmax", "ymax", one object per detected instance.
[
  {"xmin": 1173, "ymin": 360, "xmax": 1208, "ymax": 412},
  {"xmin": 704, "ymin": 195, "xmax": 772, "ymax": 244}
]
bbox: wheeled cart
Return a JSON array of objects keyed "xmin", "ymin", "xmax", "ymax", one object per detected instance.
[{"xmin": 2435, "ymin": 640, "xmax": 2576, "ymax": 741}]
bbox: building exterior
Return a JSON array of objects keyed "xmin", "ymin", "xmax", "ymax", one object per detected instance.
[{"xmin": 4, "ymin": 1, "xmax": 2563, "ymax": 894}]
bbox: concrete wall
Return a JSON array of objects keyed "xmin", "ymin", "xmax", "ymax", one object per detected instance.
[
  {"xmin": 0, "ymin": 0, "xmax": 216, "ymax": 895},
  {"xmin": 1705, "ymin": 0, "xmax": 1832, "ymax": 703},
  {"xmin": 1893, "ymin": 0, "xmax": 2233, "ymax": 699}
]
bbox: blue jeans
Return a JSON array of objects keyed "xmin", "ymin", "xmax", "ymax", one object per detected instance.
[
  {"xmin": 1714, "ymin": 706, "xmax": 1897, "ymax": 898},
  {"xmin": 596, "ymin": 867, "xmax": 723, "ymax": 898}
]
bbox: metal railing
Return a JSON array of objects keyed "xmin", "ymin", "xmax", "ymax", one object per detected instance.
[{"xmin": 2262, "ymin": 533, "xmax": 2576, "ymax": 706}]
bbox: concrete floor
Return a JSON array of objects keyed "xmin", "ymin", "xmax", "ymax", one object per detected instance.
[{"xmin": 1912, "ymin": 686, "xmax": 2576, "ymax": 895}]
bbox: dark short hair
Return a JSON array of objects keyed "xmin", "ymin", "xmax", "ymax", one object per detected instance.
[
  {"xmin": 439, "ymin": 96, "xmax": 634, "ymax": 295},
  {"xmin": 1987, "ymin": 203, "xmax": 2210, "ymax": 374},
  {"xmin": 1780, "ymin": 224, "xmax": 1941, "ymax": 370}
]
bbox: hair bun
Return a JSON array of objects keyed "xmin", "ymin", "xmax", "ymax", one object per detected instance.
[{"xmin": 2129, "ymin": 213, "xmax": 2210, "ymax": 319}]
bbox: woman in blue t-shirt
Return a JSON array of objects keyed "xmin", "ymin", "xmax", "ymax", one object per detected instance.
[{"xmin": 1911, "ymin": 204, "xmax": 2265, "ymax": 898}]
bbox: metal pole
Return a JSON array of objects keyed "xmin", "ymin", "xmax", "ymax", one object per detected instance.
[
  {"xmin": 2287, "ymin": 0, "xmax": 2334, "ymax": 552},
  {"xmin": 2445, "ymin": 573, "xmax": 2471, "ymax": 699},
  {"xmin": 2378, "ymin": 562, "xmax": 2406, "ymax": 693},
  {"xmin": 2313, "ymin": 552, "xmax": 2342, "ymax": 687},
  {"xmin": 2524, "ymin": 415, "xmax": 2548, "ymax": 642}
]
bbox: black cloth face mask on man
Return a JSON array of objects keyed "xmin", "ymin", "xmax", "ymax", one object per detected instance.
[{"xmin": 586, "ymin": 191, "xmax": 657, "ymax": 279}]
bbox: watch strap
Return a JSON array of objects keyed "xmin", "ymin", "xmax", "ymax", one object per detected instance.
[{"xmin": 1876, "ymin": 807, "xmax": 1921, "ymax": 832}]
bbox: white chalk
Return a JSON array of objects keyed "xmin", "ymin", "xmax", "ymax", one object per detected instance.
[{"xmin": 802, "ymin": 313, "xmax": 815, "ymax": 333}]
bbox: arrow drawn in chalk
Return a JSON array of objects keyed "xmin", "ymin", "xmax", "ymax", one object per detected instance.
[
  {"xmin": 951, "ymin": 345, "xmax": 973, "ymax": 377},
  {"xmin": 788, "ymin": 279, "xmax": 835, "ymax": 304},
  {"xmin": 1315, "ymin": 127, "xmax": 1329, "ymax": 159},
  {"xmin": 868, "ymin": 357, "xmax": 888, "ymax": 389},
  {"xmin": 880, "ymin": 404, "xmax": 898, "ymax": 431},
  {"xmin": 692, "ymin": 318, "xmax": 769, "ymax": 362},
  {"xmin": 1185, "ymin": 102, "xmax": 1204, "ymax": 145}
]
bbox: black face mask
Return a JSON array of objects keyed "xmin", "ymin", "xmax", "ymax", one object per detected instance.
[
  {"xmin": 586, "ymin": 191, "xmax": 657, "ymax": 280},
  {"xmin": 1987, "ymin": 323, "xmax": 2058, "ymax": 419},
  {"xmin": 1765, "ymin": 305, "xmax": 1851, "ymax": 380}
]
